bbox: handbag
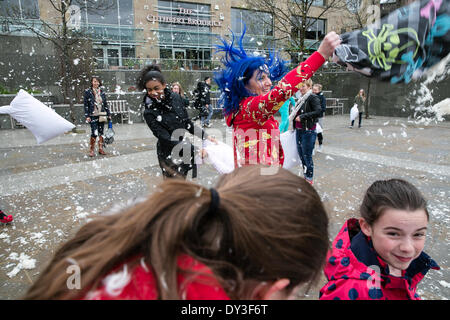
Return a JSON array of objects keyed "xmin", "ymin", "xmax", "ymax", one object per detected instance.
[{"xmin": 98, "ymin": 111, "xmax": 107, "ymax": 123}]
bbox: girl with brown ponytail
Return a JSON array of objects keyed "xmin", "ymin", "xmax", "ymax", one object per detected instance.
[{"xmin": 24, "ymin": 165, "xmax": 329, "ymax": 300}]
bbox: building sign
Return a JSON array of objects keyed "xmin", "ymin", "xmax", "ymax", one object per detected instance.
[{"xmin": 147, "ymin": 7, "xmax": 223, "ymax": 27}]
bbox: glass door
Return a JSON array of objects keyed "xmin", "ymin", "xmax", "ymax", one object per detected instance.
[
  {"xmin": 173, "ymin": 49, "xmax": 186, "ymax": 69},
  {"xmin": 93, "ymin": 48, "xmax": 105, "ymax": 69},
  {"xmin": 107, "ymin": 48, "xmax": 120, "ymax": 67}
]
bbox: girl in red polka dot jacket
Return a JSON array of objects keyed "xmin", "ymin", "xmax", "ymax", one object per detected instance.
[
  {"xmin": 0, "ymin": 208, "xmax": 13, "ymax": 224},
  {"xmin": 320, "ymin": 179, "xmax": 439, "ymax": 300}
]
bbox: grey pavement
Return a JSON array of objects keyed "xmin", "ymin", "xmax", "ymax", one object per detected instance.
[{"xmin": 0, "ymin": 115, "xmax": 449, "ymax": 300}]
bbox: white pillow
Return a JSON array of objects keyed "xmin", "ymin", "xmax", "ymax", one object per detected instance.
[
  {"xmin": 0, "ymin": 89, "xmax": 75, "ymax": 144},
  {"xmin": 350, "ymin": 104, "xmax": 359, "ymax": 122},
  {"xmin": 196, "ymin": 140, "xmax": 235, "ymax": 174},
  {"xmin": 280, "ymin": 130, "xmax": 302, "ymax": 169}
]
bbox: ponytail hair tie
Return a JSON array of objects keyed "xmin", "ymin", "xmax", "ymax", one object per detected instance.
[{"xmin": 209, "ymin": 188, "xmax": 220, "ymax": 214}]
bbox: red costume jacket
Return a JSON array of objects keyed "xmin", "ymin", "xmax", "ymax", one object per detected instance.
[
  {"xmin": 83, "ymin": 254, "xmax": 230, "ymax": 300},
  {"xmin": 225, "ymin": 51, "xmax": 325, "ymax": 167}
]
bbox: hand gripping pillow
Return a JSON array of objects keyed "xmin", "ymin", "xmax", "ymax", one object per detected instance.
[
  {"xmin": 0, "ymin": 89, "xmax": 75, "ymax": 144},
  {"xmin": 196, "ymin": 140, "xmax": 235, "ymax": 174}
]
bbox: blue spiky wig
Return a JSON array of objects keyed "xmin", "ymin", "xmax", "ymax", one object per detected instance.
[{"xmin": 214, "ymin": 26, "xmax": 289, "ymax": 116}]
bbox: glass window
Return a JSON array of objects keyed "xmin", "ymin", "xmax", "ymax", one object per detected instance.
[
  {"xmin": 87, "ymin": 0, "xmax": 118, "ymax": 25},
  {"xmin": 160, "ymin": 48, "xmax": 172, "ymax": 59},
  {"xmin": 21, "ymin": 0, "xmax": 39, "ymax": 18},
  {"xmin": 231, "ymin": 8, "xmax": 273, "ymax": 36},
  {"xmin": 312, "ymin": 0, "xmax": 325, "ymax": 6},
  {"xmin": 346, "ymin": 0, "xmax": 362, "ymax": 14},
  {"xmin": 291, "ymin": 16, "xmax": 326, "ymax": 41},
  {"xmin": 121, "ymin": 46, "xmax": 135, "ymax": 58},
  {"xmin": 0, "ymin": 0, "xmax": 39, "ymax": 19},
  {"xmin": 292, "ymin": 0, "xmax": 324, "ymax": 7},
  {"xmin": 72, "ymin": 0, "xmax": 87, "ymax": 24},
  {"xmin": 85, "ymin": 0, "xmax": 134, "ymax": 25},
  {"xmin": 119, "ymin": 0, "xmax": 133, "ymax": 25},
  {"xmin": 156, "ymin": 1, "xmax": 212, "ymax": 47}
]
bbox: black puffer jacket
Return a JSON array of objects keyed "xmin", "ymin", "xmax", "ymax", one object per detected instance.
[
  {"xmin": 294, "ymin": 94, "xmax": 322, "ymax": 130},
  {"xmin": 143, "ymin": 88, "xmax": 206, "ymax": 160},
  {"xmin": 193, "ymin": 81, "xmax": 211, "ymax": 112},
  {"xmin": 317, "ymin": 91, "xmax": 327, "ymax": 118}
]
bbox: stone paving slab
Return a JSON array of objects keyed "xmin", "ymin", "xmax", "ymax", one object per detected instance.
[{"xmin": 0, "ymin": 116, "xmax": 449, "ymax": 300}]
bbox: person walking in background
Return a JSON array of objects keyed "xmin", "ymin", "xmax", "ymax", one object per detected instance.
[
  {"xmin": 319, "ymin": 178, "xmax": 439, "ymax": 300},
  {"xmin": 194, "ymin": 77, "xmax": 212, "ymax": 128},
  {"xmin": 171, "ymin": 82, "xmax": 190, "ymax": 109},
  {"xmin": 312, "ymin": 83, "xmax": 326, "ymax": 152},
  {"xmin": 278, "ymin": 96, "xmax": 295, "ymax": 133},
  {"xmin": 350, "ymin": 89, "xmax": 366, "ymax": 128},
  {"xmin": 215, "ymin": 26, "xmax": 341, "ymax": 168},
  {"xmin": 24, "ymin": 165, "xmax": 330, "ymax": 300},
  {"xmin": 84, "ymin": 76, "xmax": 111, "ymax": 157},
  {"xmin": 294, "ymin": 79, "xmax": 322, "ymax": 185}
]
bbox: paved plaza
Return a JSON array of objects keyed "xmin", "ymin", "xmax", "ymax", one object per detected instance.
[{"xmin": 0, "ymin": 114, "xmax": 449, "ymax": 300}]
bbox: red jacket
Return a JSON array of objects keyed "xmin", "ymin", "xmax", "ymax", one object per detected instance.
[
  {"xmin": 319, "ymin": 218, "xmax": 439, "ymax": 300},
  {"xmin": 226, "ymin": 52, "xmax": 325, "ymax": 167},
  {"xmin": 83, "ymin": 254, "xmax": 230, "ymax": 300}
]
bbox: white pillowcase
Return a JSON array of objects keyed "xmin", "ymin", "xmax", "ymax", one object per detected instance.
[
  {"xmin": 196, "ymin": 140, "xmax": 235, "ymax": 174},
  {"xmin": 350, "ymin": 104, "xmax": 359, "ymax": 122},
  {"xmin": 280, "ymin": 130, "xmax": 302, "ymax": 169},
  {"xmin": 0, "ymin": 89, "xmax": 75, "ymax": 144}
]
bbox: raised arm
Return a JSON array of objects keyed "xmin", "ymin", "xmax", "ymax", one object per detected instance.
[{"xmin": 245, "ymin": 32, "xmax": 341, "ymax": 117}]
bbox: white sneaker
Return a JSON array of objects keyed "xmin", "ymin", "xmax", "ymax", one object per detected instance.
[{"xmin": 317, "ymin": 145, "xmax": 323, "ymax": 153}]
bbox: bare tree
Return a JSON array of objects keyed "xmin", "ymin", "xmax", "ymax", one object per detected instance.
[
  {"xmin": 1, "ymin": 0, "xmax": 113, "ymax": 127},
  {"xmin": 245, "ymin": 0, "xmax": 347, "ymax": 63},
  {"xmin": 340, "ymin": 1, "xmax": 382, "ymax": 119},
  {"xmin": 337, "ymin": 0, "xmax": 381, "ymax": 31}
]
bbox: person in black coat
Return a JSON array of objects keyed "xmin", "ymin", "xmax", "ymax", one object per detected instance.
[
  {"xmin": 137, "ymin": 65, "xmax": 214, "ymax": 179},
  {"xmin": 193, "ymin": 77, "xmax": 212, "ymax": 127},
  {"xmin": 313, "ymin": 83, "xmax": 327, "ymax": 152},
  {"xmin": 84, "ymin": 76, "xmax": 111, "ymax": 157},
  {"xmin": 294, "ymin": 79, "xmax": 322, "ymax": 184}
]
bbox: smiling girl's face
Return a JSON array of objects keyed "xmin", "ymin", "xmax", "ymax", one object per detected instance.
[
  {"xmin": 360, "ymin": 208, "xmax": 428, "ymax": 277},
  {"xmin": 145, "ymin": 79, "xmax": 166, "ymax": 100},
  {"xmin": 92, "ymin": 78, "xmax": 100, "ymax": 89}
]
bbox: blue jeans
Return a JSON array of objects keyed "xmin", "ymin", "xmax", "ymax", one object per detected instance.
[
  {"xmin": 201, "ymin": 104, "xmax": 213, "ymax": 126},
  {"xmin": 296, "ymin": 129, "xmax": 317, "ymax": 181}
]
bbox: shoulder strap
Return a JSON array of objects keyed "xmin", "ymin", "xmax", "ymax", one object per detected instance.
[{"xmin": 289, "ymin": 90, "xmax": 312, "ymax": 121}]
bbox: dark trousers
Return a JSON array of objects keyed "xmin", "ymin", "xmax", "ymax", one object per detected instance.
[
  {"xmin": 89, "ymin": 117, "xmax": 105, "ymax": 137},
  {"xmin": 317, "ymin": 132, "xmax": 323, "ymax": 145},
  {"xmin": 351, "ymin": 112, "xmax": 363, "ymax": 128},
  {"xmin": 157, "ymin": 142, "xmax": 197, "ymax": 179}
]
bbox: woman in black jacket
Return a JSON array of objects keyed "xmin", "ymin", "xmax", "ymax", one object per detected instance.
[
  {"xmin": 84, "ymin": 76, "xmax": 111, "ymax": 157},
  {"xmin": 137, "ymin": 65, "xmax": 213, "ymax": 179},
  {"xmin": 294, "ymin": 79, "xmax": 322, "ymax": 185}
]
